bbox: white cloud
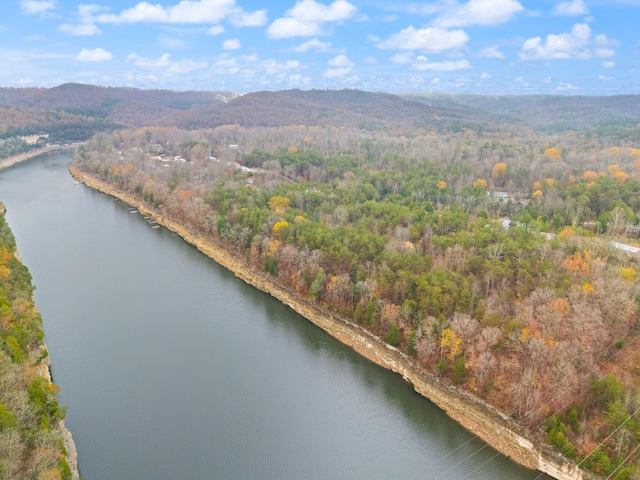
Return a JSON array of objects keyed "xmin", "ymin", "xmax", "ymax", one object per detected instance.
[
  {"xmin": 389, "ymin": 52, "xmax": 414, "ymax": 64},
  {"xmin": 328, "ymin": 54, "xmax": 353, "ymax": 67},
  {"xmin": 19, "ymin": 0, "xmax": 56, "ymax": 15},
  {"xmin": 520, "ymin": 23, "xmax": 593, "ymax": 60},
  {"xmin": 76, "ymin": 48, "xmax": 112, "ymax": 62},
  {"xmin": 598, "ymin": 74, "xmax": 613, "ymax": 80},
  {"xmin": 59, "ymin": 23, "xmax": 101, "ymax": 35},
  {"xmin": 434, "ymin": 0, "xmax": 524, "ymax": 28},
  {"xmin": 552, "ymin": 0, "xmax": 588, "ymax": 16},
  {"xmin": 206, "ymin": 25, "xmax": 225, "ymax": 36},
  {"xmin": 413, "ymin": 57, "xmax": 471, "ymax": 71},
  {"xmin": 323, "ymin": 54, "xmax": 354, "ymax": 77},
  {"xmin": 390, "ymin": 52, "xmax": 471, "ymax": 71},
  {"xmin": 364, "ymin": 56, "xmax": 377, "ymax": 64},
  {"xmin": 480, "ymin": 72, "xmax": 491, "ymax": 79},
  {"xmin": 262, "ymin": 59, "xmax": 303, "ymax": 75},
  {"xmin": 286, "ymin": 74, "xmax": 312, "ymax": 87},
  {"xmin": 292, "ymin": 38, "xmax": 332, "ymax": 52},
  {"xmin": 323, "ymin": 68, "xmax": 351, "ymax": 77},
  {"xmin": 478, "ymin": 46, "xmax": 504, "ymax": 59},
  {"xmin": 229, "ymin": 8, "xmax": 267, "ymax": 27},
  {"xmin": 601, "ymin": 61, "xmax": 615, "ymax": 68},
  {"xmin": 514, "ymin": 76, "xmax": 529, "ymax": 87},
  {"xmin": 127, "ymin": 53, "xmax": 208, "ymax": 74},
  {"xmin": 378, "ymin": 26, "xmax": 469, "ymax": 53},
  {"xmin": 223, "ymin": 38, "xmax": 241, "ymax": 50},
  {"xmin": 267, "ymin": 0, "xmax": 357, "ymax": 38},
  {"xmin": 94, "ymin": 0, "xmax": 261, "ymax": 25},
  {"xmin": 556, "ymin": 81, "xmax": 578, "ymax": 91},
  {"xmin": 595, "ymin": 48, "xmax": 615, "ymax": 58}
]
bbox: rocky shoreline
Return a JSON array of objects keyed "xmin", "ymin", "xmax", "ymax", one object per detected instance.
[
  {"xmin": 36, "ymin": 349, "xmax": 80, "ymax": 480},
  {"xmin": 1, "ymin": 162, "xmax": 81, "ymax": 478},
  {"xmin": 69, "ymin": 164, "xmax": 596, "ymax": 480}
]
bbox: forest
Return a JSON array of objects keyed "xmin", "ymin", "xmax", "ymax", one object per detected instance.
[
  {"xmin": 0, "ymin": 204, "xmax": 72, "ymax": 479},
  {"xmin": 73, "ymin": 110, "xmax": 640, "ymax": 479},
  {"xmin": 2, "ymin": 84, "xmax": 640, "ymax": 478}
]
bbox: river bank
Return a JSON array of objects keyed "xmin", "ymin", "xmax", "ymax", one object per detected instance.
[
  {"xmin": 0, "ymin": 144, "xmax": 75, "ymax": 172},
  {"xmin": 0, "ymin": 201, "xmax": 80, "ymax": 480},
  {"xmin": 69, "ymin": 164, "xmax": 596, "ymax": 480}
]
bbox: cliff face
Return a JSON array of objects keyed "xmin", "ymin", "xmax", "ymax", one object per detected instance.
[{"xmin": 68, "ymin": 164, "xmax": 596, "ymax": 480}]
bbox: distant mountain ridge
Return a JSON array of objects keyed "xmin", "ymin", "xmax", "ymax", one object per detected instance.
[{"xmin": 0, "ymin": 83, "xmax": 639, "ymax": 137}]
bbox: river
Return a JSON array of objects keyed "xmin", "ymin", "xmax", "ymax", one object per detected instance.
[{"xmin": 0, "ymin": 151, "xmax": 550, "ymax": 480}]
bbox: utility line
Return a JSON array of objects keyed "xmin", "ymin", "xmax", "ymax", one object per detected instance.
[{"xmin": 426, "ymin": 327, "xmax": 640, "ymax": 480}]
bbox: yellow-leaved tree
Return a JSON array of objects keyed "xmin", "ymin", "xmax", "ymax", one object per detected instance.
[{"xmin": 491, "ymin": 162, "xmax": 507, "ymax": 187}]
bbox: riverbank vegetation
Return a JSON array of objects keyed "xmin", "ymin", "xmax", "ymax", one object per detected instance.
[
  {"xmin": 74, "ymin": 119, "xmax": 640, "ymax": 478},
  {"xmin": 0, "ymin": 204, "xmax": 72, "ymax": 479}
]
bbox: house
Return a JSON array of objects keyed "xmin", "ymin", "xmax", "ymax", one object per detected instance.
[
  {"xmin": 487, "ymin": 191, "xmax": 509, "ymax": 198},
  {"xmin": 228, "ymin": 144, "xmax": 239, "ymax": 150},
  {"xmin": 608, "ymin": 241, "xmax": 640, "ymax": 256}
]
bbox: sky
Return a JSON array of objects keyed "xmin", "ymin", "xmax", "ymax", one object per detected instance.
[{"xmin": 1, "ymin": 0, "xmax": 639, "ymax": 95}]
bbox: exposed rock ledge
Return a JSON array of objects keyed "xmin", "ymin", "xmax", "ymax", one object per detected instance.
[
  {"xmin": 36, "ymin": 346, "xmax": 80, "ymax": 480},
  {"xmin": 1, "ymin": 202, "xmax": 79, "ymax": 479},
  {"xmin": 69, "ymin": 164, "xmax": 596, "ymax": 480}
]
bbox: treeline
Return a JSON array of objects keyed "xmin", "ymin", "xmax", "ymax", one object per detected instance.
[
  {"xmin": 0, "ymin": 204, "xmax": 71, "ymax": 478},
  {"xmin": 75, "ymin": 123, "xmax": 640, "ymax": 478}
]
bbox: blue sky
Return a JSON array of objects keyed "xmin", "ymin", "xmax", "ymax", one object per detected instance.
[{"xmin": 1, "ymin": 0, "xmax": 639, "ymax": 94}]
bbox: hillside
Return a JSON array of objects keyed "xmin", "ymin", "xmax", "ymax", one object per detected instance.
[
  {"xmin": 2, "ymin": 84, "xmax": 640, "ymax": 141},
  {"xmin": 403, "ymin": 93, "xmax": 640, "ymax": 132}
]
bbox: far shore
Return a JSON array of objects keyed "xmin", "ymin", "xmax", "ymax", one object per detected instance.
[
  {"xmin": 68, "ymin": 164, "xmax": 595, "ymax": 480},
  {"xmin": 0, "ymin": 144, "xmax": 75, "ymax": 172}
]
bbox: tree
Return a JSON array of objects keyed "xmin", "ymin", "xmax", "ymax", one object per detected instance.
[{"xmin": 491, "ymin": 162, "xmax": 507, "ymax": 187}]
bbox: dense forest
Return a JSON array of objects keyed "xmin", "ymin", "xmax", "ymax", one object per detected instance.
[
  {"xmin": 3, "ymin": 84, "xmax": 640, "ymax": 478},
  {"xmin": 73, "ymin": 111, "xmax": 640, "ymax": 479},
  {"xmin": 1, "ymin": 83, "xmax": 640, "ymax": 147},
  {"xmin": 0, "ymin": 204, "xmax": 72, "ymax": 479}
]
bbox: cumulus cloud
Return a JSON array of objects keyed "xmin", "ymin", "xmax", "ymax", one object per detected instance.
[
  {"xmin": 323, "ymin": 54, "xmax": 354, "ymax": 77},
  {"xmin": 94, "ymin": 0, "xmax": 261, "ymax": 25},
  {"xmin": 267, "ymin": 0, "xmax": 357, "ymax": 38},
  {"xmin": 206, "ymin": 25, "xmax": 225, "ymax": 35},
  {"xmin": 390, "ymin": 52, "xmax": 471, "ymax": 71},
  {"xmin": 262, "ymin": 58, "xmax": 303, "ymax": 75},
  {"xmin": 601, "ymin": 61, "xmax": 615, "ymax": 68},
  {"xmin": 127, "ymin": 52, "xmax": 208, "ymax": 73},
  {"xmin": 59, "ymin": 23, "xmax": 101, "ymax": 35},
  {"xmin": 19, "ymin": 0, "xmax": 56, "ymax": 15},
  {"xmin": 413, "ymin": 58, "xmax": 471, "ymax": 71},
  {"xmin": 292, "ymin": 38, "xmax": 333, "ymax": 52},
  {"xmin": 520, "ymin": 23, "xmax": 593, "ymax": 60},
  {"xmin": 552, "ymin": 0, "xmax": 589, "ymax": 16},
  {"xmin": 556, "ymin": 81, "xmax": 578, "ymax": 91},
  {"xmin": 76, "ymin": 48, "xmax": 112, "ymax": 62},
  {"xmin": 478, "ymin": 46, "xmax": 505, "ymax": 59},
  {"xmin": 378, "ymin": 26, "xmax": 469, "ymax": 53},
  {"xmin": 223, "ymin": 38, "xmax": 241, "ymax": 50},
  {"xmin": 598, "ymin": 74, "xmax": 613, "ymax": 80},
  {"xmin": 328, "ymin": 54, "xmax": 353, "ymax": 67},
  {"xmin": 434, "ymin": 0, "xmax": 524, "ymax": 28},
  {"xmin": 229, "ymin": 9, "xmax": 267, "ymax": 27}
]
